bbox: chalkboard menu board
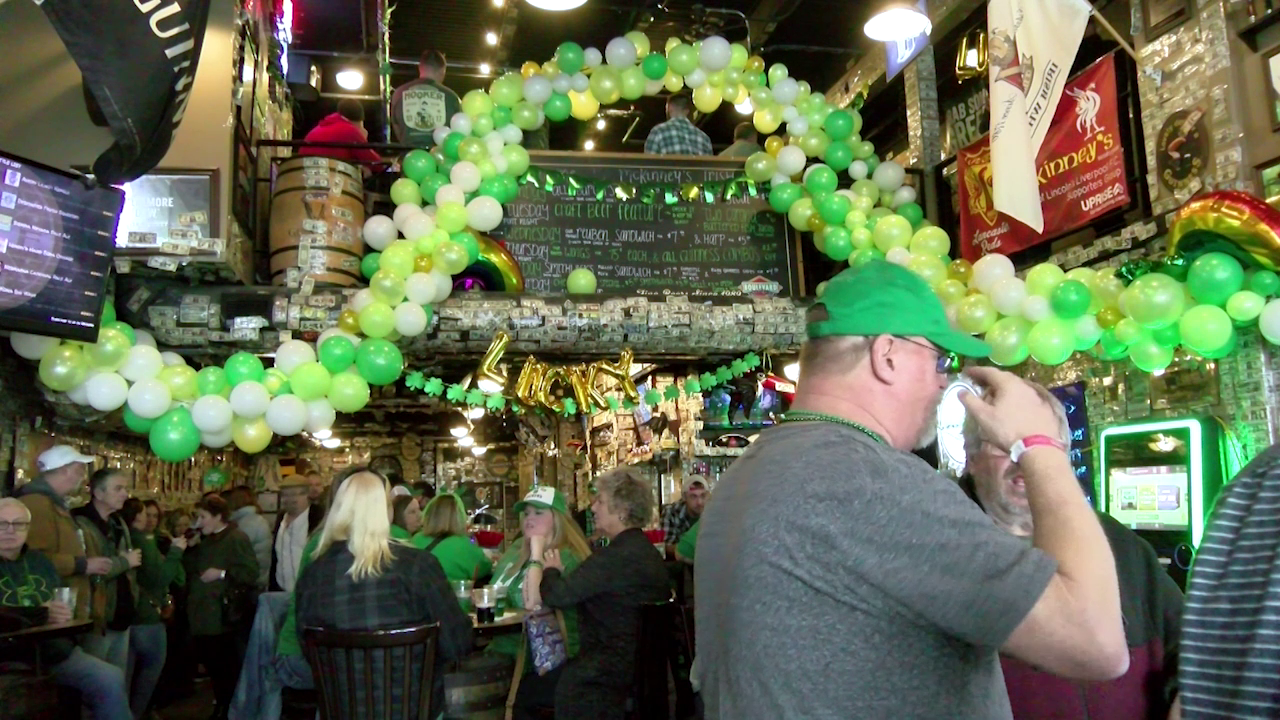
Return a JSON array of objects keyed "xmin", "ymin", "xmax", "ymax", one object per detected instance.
[{"xmin": 493, "ymin": 152, "xmax": 799, "ymax": 297}]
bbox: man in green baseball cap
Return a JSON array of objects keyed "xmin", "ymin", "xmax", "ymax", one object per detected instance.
[{"xmin": 695, "ymin": 260, "xmax": 1124, "ymax": 719}]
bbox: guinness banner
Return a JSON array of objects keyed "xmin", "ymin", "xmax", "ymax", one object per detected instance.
[
  {"xmin": 958, "ymin": 54, "xmax": 1129, "ymax": 262},
  {"xmin": 39, "ymin": 0, "xmax": 212, "ymax": 185}
]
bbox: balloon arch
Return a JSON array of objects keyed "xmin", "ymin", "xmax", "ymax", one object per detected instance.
[{"xmin": 17, "ymin": 33, "xmax": 1280, "ymax": 462}]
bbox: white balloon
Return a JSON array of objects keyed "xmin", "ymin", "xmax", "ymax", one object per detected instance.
[
  {"xmin": 132, "ymin": 329, "xmax": 157, "ymax": 348},
  {"xmin": 449, "ymin": 112, "xmax": 473, "ymax": 135},
  {"xmin": 970, "ymin": 254, "xmax": 1017, "ymax": 293},
  {"xmin": 584, "ymin": 47, "xmax": 603, "ymax": 68},
  {"xmin": 394, "ymin": 302, "xmax": 429, "ymax": 337},
  {"xmin": 450, "ymin": 162, "xmax": 482, "ymax": 193},
  {"xmin": 404, "ymin": 273, "xmax": 435, "ymax": 305},
  {"xmin": 483, "ymin": 131, "xmax": 505, "ymax": 154},
  {"xmin": 10, "ymin": 332, "xmax": 60, "ymax": 360},
  {"xmin": 500, "ymin": 124, "xmax": 524, "ymax": 144},
  {"xmin": 160, "ymin": 351, "xmax": 186, "ymax": 367},
  {"xmin": 466, "ymin": 196, "xmax": 504, "ymax": 232},
  {"xmin": 891, "ymin": 185, "xmax": 918, "ymax": 208},
  {"xmin": 848, "ymin": 160, "xmax": 869, "ymax": 180},
  {"xmin": 551, "ymin": 73, "xmax": 572, "ymax": 95},
  {"xmin": 523, "ymin": 75, "xmax": 553, "ymax": 105},
  {"xmin": 1022, "ymin": 295, "xmax": 1052, "ymax": 322},
  {"xmin": 362, "ymin": 215, "xmax": 398, "ymax": 251},
  {"xmin": 605, "ymin": 36, "xmax": 638, "ymax": 66},
  {"xmin": 435, "ymin": 184, "xmax": 466, "ymax": 207},
  {"xmin": 645, "ymin": 78, "xmax": 665, "ymax": 96},
  {"xmin": 427, "ymin": 270, "xmax": 454, "ymax": 304},
  {"xmin": 989, "ymin": 277, "xmax": 1028, "ymax": 317},
  {"xmin": 127, "ymin": 378, "xmax": 171, "ymax": 419},
  {"xmin": 191, "ymin": 395, "xmax": 232, "ymax": 433},
  {"xmin": 699, "ymin": 36, "xmax": 732, "ymax": 71},
  {"xmin": 433, "ymin": 126, "xmax": 451, "ymax": 146},
  {"xmin": 835, "ymin": 189, "xmax": 859, "ymax": 203},
  {"xmin": 1261, "ymin": 299, "xmax": 1280, "ymax": 344},
  {"xmin": 350, "ymin": 288, "xmax": 376, "ymax": 313},
  {"xmin": 775, "ymin": 146, "xmax": 806, "ymax": 176},
  {"xmin": 786, "ymin": 118, "xmax": 809, "ymax": 137},
  {"xmin": 571, "ymin": 72, "xmax": 590, "ymax": 93},
  {"xmin": 265, "ymin": 395, "xmax": 308, "ymax": 436},
  {"xmin": 772, "ymin": 77, "xmax": 799, "ymax": 105},
  {"xmin": 66, "ymin": 373, "xmax": 95, "ymax": 406},
  {"xmin": 86, "ymin": 372, "xmax": 129, "ymax": 412},
  {"xmin": 305, "ymin": 399, "xmax": 337, "ymax": 434},
  {"xmin": 120, "ymin": 345, "xmax": 164, "ymax": 382},
  {"xmin": 1075, "ymin": 315, "xmax": 1103, "ymax": 346},
  {"xmin": 491, "ymin": 153, "xmax": 509, "ymax": 175},
  {"xmin": 885, "ymin": 247, "xmax": 912, "ymax": 265},
  {"xmin": 201, "ymin": 427, "xmax": 233, "ymax": 448},
  {"xmin": 770, "ymin": 172, "xmax": 791, "ymax": 186},
  {"xmin": 781, "ymin": 105, "xmax": 800, "ymax": 123},
  {"xmin": 393, "ymin": 203, "xmax": 424, "ymax": 231},
  {"xmin": 685, "ymin": 68, "xmax": 707, "ymax": 89},
  {"xmin": 872, "ymin": 160, "xmax": 906, "ymax": 192},
  {"xmin": 274, "ymin": 340, "xmax": 316, "ymax": 375},
  {"xmin": 401, "ymin": 212, "xmax": 435, "ymax": 241},
  {"xmin": 229, "ymin": 381, "xmax": 270, "ymax": 419}
]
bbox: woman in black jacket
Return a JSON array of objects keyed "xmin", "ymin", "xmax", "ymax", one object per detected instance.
[{"xmin": 538, "ymin": 468, "xmax": 670, "ymax": 720}]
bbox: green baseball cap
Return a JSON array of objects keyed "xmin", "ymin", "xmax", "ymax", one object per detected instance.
[
  {"xmin": 514, "ymin": 486, "xmax": 568, "ymax": 515},
  {"xmin": 808, "ymin": 260, "xmax": 991, "ymax": 358}
]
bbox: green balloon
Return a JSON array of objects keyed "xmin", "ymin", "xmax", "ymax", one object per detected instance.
[
  {"xmin": 196, "ymin": 366, "xmax": 228, "ymax": 396},
  {"xmin": 567, "ymin": 268, "xmax": 597, "ymax": 294},
  {"xmin": 768, "ymin": 183, "xmax": 804, "ymax": 213},
  {"xmin": 823, "ymin": 142, "xmax": 853, "ymax": 172},
  {"xmin": 443, "ymin": 132, "xmax": 465, "ymax": 160},
  {"xmin": 328, "ymin": 372, "xmax": 371, "ymax": 413},
  {"xmin": 668, "ymin": 45, "xmax": 698, "ymax": 76},
  {"xmin": 401, "ymin": 150, "xmax": 437, "ymax": 183},
  {"xmin": 985, "ymin": 317, "xmax": 1032, "ymax": 367},
  {"xmin": 863, "ymin": 154, "xmax": 880, "ymax": 174},
  {"xmin": 1027, "ymin": 318, "xmax": 1075, "ymax": 366},
  {"xmin": 544, "ymin": 93, "xmax": 572, "ymax": 122},
  {"xmin": 224, "ymin": 351, "xmax": 265, "ymax": 386},
  {"xmin": 319, "ymin": 336, "xmax": 357, "ymax": 374},
  {"xmin": 642, "ymin": 53, "xmax": 668, "ymax": 80},
  {"xmin": 767, "ymin": 63, "xmax": 789, "ymax": 87},
  {"xmin": 1249, "ymin": 269, "xmax": 1280, "ymax": 297},
  {"xmin": 1122, "ymin": 273, "xmax": 1185, "ymax": 329},
  {"xmin": 821, "ymin": 227, "xmax": 852, "ymax": 262},
  {"xmin": 1095, "ymin": 329, "xmax": 1129, "ymax": 361},
  {"xmin": 1179, "ymin": 304, "xmax": 1233, "ymax": 353},
  {"xmin": 39, "ymin": 345, "xmax": 87, "ymax": 392},
  {"xmin": 149, "ymin": 407, "xmax": 201, "ymax": 463},
  {"xmin": 1128, "ymin": 338, "xmax": 1174, "ymax": 373},
  {"xmin": 492, "ymin": 106, "xmax": 512, "ymax": 128},
  {"xmin": 390, "ymin": 178, "xmax": 422, "ymax": 207},
  {"xmin": 418, "ymin": 174, "xmax": 447, "ymax": 205},
  {"xmin": 804, "ymin": 165, "xmax": 838, "ymax": 195},
  {"xmin": 355, "ymin": 339, "xmax": 404, "ymax": 386},
  {"xmin": 823, "ymin": 110, "xmax": 854, "ymax": 141},
  {"xmin": 556, "ymin": 42, "xmax": 585, "ymax": 74},
  {"xmin": 817, "ymin": 193, "xmax": 851, "ymax": 225},
  {"xmin": 289, "ymin": 361, "xmax": 333, "ymax": 401},
  {"xmin": 361, "ymin": 252, "xmax": 382, "ymax": 280},
  {"xmin": 1113, "ymin": 318, "xmax": 1144, "ymax": 346},
  {"xmin": 451, "ymin": 231, "xmax": 481, "ymax": 264},
  {"xmin": 512, "ymin": 102, "xmax": 541, "ymax": 131},
  {"xmin": 358, "ymin": 302, "xmax": 396, "ymax": 339},
  {"xmin": 1186, "ymin": 252, "xmax": 1244, "ymax": 306},
  {"xmin": 1049, "ymin": 279, "xmax": 1092, "ymax": 319},
  {"xmin": 849, "ymin": 247, "xmax": 884, "ymax": 266},
  {"xmin": 263, "ymin": 368, "xmax": 291, "ymax": 396},
  {"xmin": 88, "ymin": 328, "xmax": 131, "ymax": 369},
  {"xmin": 472, "ymin": 114, "xmax": 495, "ymax": 137},
  {"xmin": 1151, "ymin": 322, "xmax": 1181, "ymax": 348},
  {"xmin": 104, "ymin": 321, "xmax": 136, "ymax": 346},
  {"xmin": 895, "ymin": 202, "xmax": 925, "ymax": 229},
  {"xmin": 1199, "ymin": 331, "xmax": 1237, "ymax": 359},
  {"xmin": 1226, "ymin": 290, "xmax": 1266, "ymax": 323},
  {"xmin": 123, "ymin": 406, "xmax": 155, "ymax": 434},
  {"xmin": 101, "ymin": 299, "xmax": 117, "ymax": 325}
]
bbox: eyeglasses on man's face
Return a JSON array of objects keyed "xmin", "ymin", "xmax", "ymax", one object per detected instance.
[
  {"xmin": 0, "ymin": 520, "xmax": 31, "ymax": 533},
  {"xmin": 894, "ymin": 336, "xmax": 961, "ymax": 375}
]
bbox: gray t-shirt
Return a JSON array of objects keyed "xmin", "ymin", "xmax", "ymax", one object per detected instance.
[{"xmin": 695, "ymin": 422, "xmax": 1057, "ymax": 720}]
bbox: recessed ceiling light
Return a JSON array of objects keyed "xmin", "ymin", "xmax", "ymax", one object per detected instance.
[
  {"xmin": 335, "ymin": 69, "xmax": 364, "ymax": 91},
  {"xmin": 583, "ymin": 139, "xmax": 595, "ymax": 150},
  {"xmin": 450, "ymin": 426, "xmax": 469, "ymax": 438},
  {"xmin": 596, "ymin": 119, "xmax": 607, "ymax": 130},
  {"xmin": 321, "ymin": 438, "xmax": 342, "ymax": 449},
  {"xmin": 863, "ymin": 4, "xmax": 931, "ymax": 42},
  {"xmin": 471, "ymin": 445, "xmax": 488, "ymax": 456},
  {"xmin": 525, "ymin": 0, "xmax": 587, "ymax": 9},
  {"xmin": 479, "ymin": 62, "xmax": 492, "ymax": 75},
  {"xmin": 476, "ymin": 378, "xmax": 503, "ymax": 393},
  {"xmin": 493, "ymin": 0, "xmax": 504, "ymax": 6},
  {"xmin": 485, "ymin": 31, "xmax": 499, "ymax": 46},
  {"xmin": 468, "ymin": 407, "xmax": 486, "ymax": 420},
  {"xmin": 457, "ymin": 435, "xmax": 475, "ymax": 447},
  {"xmin": 735, "ymin": 100, "xmax": 753, "ymax": 115},
  {"xmin": 312, "ymin": 429, "xmax": 332, "ymax": 440}
]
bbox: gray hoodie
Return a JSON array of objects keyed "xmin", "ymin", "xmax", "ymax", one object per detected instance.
[{"xmin": 230, "ymin": 506, "xmax": 271, "ymax": 588}]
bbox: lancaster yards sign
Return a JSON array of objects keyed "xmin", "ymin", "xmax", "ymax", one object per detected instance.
[{"xmin": 956, "ymin": 54, "xmax": 1129, "ymax": 261}]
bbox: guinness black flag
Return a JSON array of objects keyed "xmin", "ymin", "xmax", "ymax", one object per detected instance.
[{"xmin": 39, "ymin": 0, "xmax": 213, "ymax": 184}]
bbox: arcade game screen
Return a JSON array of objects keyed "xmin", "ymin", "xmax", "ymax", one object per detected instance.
[{"xmin": 1104, "ymin": 428, "xmax": 1193, "ymax": 531}]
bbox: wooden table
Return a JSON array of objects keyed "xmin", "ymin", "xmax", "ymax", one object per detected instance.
[
  {"xmin": 473, "ymin": 609, "xmax": 525, "ymax": 638},
  {"xmin": 0, "ymin": 619, "xmax": 92, "ymax": 672}
]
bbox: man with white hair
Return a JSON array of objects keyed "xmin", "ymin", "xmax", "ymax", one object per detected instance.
[
  {"xmin": 0, "ymin": 497, "xmax": 131, "ymax": 720},
  {"xmin": 963, "ymin": 383, "xmax": 1182, "ymax": 719},
  {"xmin": 696, "ymin": 260, "xmax": 1128, "ymax": 719}
]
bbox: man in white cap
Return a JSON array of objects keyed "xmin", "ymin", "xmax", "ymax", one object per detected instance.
[
  {"xmin": 15, "ymin": 445, "xmax": 114, "ymax": 618},
  {"xmin": 661, "ymin": 475, "xmax": 709, "ymax": 558}
]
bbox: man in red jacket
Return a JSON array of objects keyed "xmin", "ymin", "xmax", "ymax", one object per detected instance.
[{"xmin": 298, "ymin": 99, "xmax": 384, "ymax": 168}]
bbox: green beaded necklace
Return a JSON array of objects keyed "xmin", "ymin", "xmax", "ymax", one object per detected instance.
[{"xmin": 780, "ymin": 410, "xmax": 887, "ymax": 446}]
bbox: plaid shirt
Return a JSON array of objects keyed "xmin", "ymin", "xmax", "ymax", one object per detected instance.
[
  {"xmin": 296, "ymin": 543, "xmax": 473, "ymax": 714},
  {"xmin": 644, "ymin": 117, "xmax": 713, "ymax": 156},
  {"xmin": 660, "ymin": 500, "xmax": 698, "ymax": 545}
]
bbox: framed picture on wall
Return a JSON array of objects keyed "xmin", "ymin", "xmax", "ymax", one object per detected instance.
[
  {"xmin": 1266, "ymin": 47, "xmax": 1280, "ymax": 132},
  {"xmin": 1259, "ymin": 156, "xmax": 1280, "ymax": 207},
  {"xmin": 1142, "ymin": 0, "xmax": 1192, "ymax": 41}
]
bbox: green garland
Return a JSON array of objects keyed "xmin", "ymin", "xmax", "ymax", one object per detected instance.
[{"xmin": 402, "ymin": 351, "xmax": 764, "ymax": 418}]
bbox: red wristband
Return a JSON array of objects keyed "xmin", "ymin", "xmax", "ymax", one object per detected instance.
[{"xmin": 1009, "ymin": 435, "xmax": 1065, "ymax": 463}]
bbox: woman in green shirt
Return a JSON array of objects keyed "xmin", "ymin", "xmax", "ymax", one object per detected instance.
[
  {"xmin": 412, "ymin": 493, "xmax": 492, "ymax": 582},
  {"xmin": 391, "ymin": 494, "xmax": 422, "ymax": 539},
  {"xmin": 122, "ymin": 498, "xmax": 186, "ymax": 718},
  {"xmin": 488, "ymin": 487, "xmax": 593, "ymax": 719}
]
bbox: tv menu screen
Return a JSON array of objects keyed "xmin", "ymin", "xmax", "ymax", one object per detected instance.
[{"xmin": 0, "ymin": 151, "xmax": 122, "ymax": 341}]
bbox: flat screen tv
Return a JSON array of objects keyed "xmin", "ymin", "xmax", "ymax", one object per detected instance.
[
  {"xmin": 1101, "ymin": 421, "xmax": 1197, "ymax": 532},
  {"xmin": 0, "ymin": 150, "xmax": 122, "ymax": 341}
]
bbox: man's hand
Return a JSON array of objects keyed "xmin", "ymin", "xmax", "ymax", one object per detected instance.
[
  {"xmin": 542, "ymin": 549, "xmax": 564, "ymax": 571},
  {"xmin": 85, "ymin": 557, "xmax": 114, "ymax": 576},
  {"xmin": 44, "ymin": 600, "xmax": 71, "ymax": 625},
  {"xmin": 200, "ymin": 568, "xmax": 224, "ymax": 583},
  {"xmin": 124, "ymin": 549, "xmax": 142, "ymax": 569},
  {"xmin": 1167, "ymin": 695, "xmax": 1181, "ymax": 720},
  {"xmin": 960, "ymin": 366, "xmax": 1066, "ymax": 452},
  {"xmin": 170, "ymin": 535, "xmax": 188, "ymax": 551}
]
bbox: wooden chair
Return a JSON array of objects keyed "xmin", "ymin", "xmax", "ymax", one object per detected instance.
[{"xmin": 302, "ymin": 622, "xmax": 439, "ymax": 720}]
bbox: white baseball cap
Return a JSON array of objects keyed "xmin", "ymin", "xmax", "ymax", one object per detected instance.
[
  {"xmin": 682, "ymin": 475, "xmax": 709, "ymax": 495},
  {"xmin": 37, "ymin": 445, "xmax": 95, "ymax": 472}
]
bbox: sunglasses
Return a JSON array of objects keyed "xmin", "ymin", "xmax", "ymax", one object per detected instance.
[{"xmin": 895, "ymin": 336, "xmax": 961, "ymax": 375}]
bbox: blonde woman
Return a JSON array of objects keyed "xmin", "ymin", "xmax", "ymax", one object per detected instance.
[
  {"xmin": 487, "ymin": 486, "xmax": 592, "ymax": 719},
  {"xmin": 294, "ymin": 468, "xmax": 472, "ymax": 716},
  {"xmin": 411, "ymin": 493, "xmax": 492, "ymax": 583}
]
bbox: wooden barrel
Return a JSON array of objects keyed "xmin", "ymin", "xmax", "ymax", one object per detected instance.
[
  {"xmin": 269, "ymin": 156, "xmax": 365, "ymax": 287},
  {"xmin": 443, "ymin": 653, "xmax": 515, "ymax": 720}
]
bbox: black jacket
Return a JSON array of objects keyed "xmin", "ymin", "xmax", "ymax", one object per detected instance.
[{"xmin": 268, "ymin": 503, "xmax": 324, "ymax": 592}]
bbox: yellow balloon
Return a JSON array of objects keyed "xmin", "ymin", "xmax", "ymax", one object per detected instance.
[
  {"xmin": 733, "ymin": 86, "xmax": 749, "ymax": 105},
  {"xmin": 569, "ymin": 90, "xmax": 600, "ymax": 121},
  {"xmin": 521, "ymin": 61, "xmax": 540, "ymax": 78},
  {"xmin": 232, "ymin": 416, "xmax": 273, "ymax": 454},
  {"xmin": 753, "ymin": 107, "xmax": 782, "ymax": 134},
  {"xmin": 625, "ymin": 31, "xmax": 651, "ymax": 58},
  {"xmin": 665, "ymin": 37, "xmax": 682, "ymax": 53},
  {"xmin": 764, "ymin": 135, "xmax": 784, "ymax": 156},
  {"xmin": 663, "ymin": 71, "xmax": 684, "ymax": 93},
  {"xmin": 542, "ymin": 60, "xmax": 560, "ymax": 76},
  {"xmin": 693, "ymin": 85, "xmax": 723, "ymax": 114}
]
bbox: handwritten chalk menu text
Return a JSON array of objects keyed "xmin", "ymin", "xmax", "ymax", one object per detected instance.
[
  {"xmin": 0, "ymin": 151, "xmax": 122, "ymax": 341},
  {"xmin": 494, "ymin": 152, "xmax": 798, "ymax": 296}
]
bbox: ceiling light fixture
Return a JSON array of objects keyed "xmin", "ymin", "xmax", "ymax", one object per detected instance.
[
  {"xmin": 734, "ymin": 99, "xmax": 753, "ymax": 115},
  {"xmin": 479, "ymin": 62, "xmax": 492, "ymax": 75},
  {"xmin": 335, "ymin": 69, "xmax": 365, "ymax": 91},
  {"xmin": 862, "ymin": 3, "xmax": 932, "ymax": 42},
  {"xmin": 312, "ymin": 429, "xmax": 332, "ymax": 440},
  {"xmin": 321, "ymin": 438, "xmax": 342, "ymax": 449},
  {"xmin": 471, "ymin": 445, "xmax": 489, "ymax": 456},
  {"xmin": 524, "ymin": 0, "xmax": 588, "ymax": 10},
  {"xmin": 583, "ymin": 139, "xmax": 595, "ymax": 150},
  {"xmin": 783, "ymin": 361, "xmax": 800, "ymax": 382},
  {"xmin": 485, "ymin": 31, "xmax": 499, "ymax": 46},
  {"xmin": 476, "ymin": 378, "xmax": 504, "ymax": 393},
  {"xmin": 493, "ymin": 0, "xmax": 504, "ymax": 5},
  {"xmin": 457, "ymin": 435, "xmax": 475, "ymax": 447},
  {"xmin": 450, "ymin": 426, "xmax": 469, "ymax": 438},
  {"xmin": 596, "ymin": 119, "xmax": 607, "ymax": 130},
  {"xmin": 468, "ymin": 407, "xmax": 486, "ymax": 420}
]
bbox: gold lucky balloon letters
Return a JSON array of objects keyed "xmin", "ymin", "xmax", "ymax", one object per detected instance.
[
  {"xmin": 495, "ymin": 339, "xmax": 640, "ymax": 413},
  {"xmin": 475, "ymin": 331, "xmax": 510, "ymax": 390}
]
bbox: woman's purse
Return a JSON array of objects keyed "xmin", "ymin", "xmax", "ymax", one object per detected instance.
[{"xmin": 524, "ymin": 606, "xmax": 568, "ymax": 676}]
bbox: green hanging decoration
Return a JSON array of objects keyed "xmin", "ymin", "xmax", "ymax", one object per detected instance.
[
  {"xmin": 423, "ymin": 377, "xmax": 445, "ymax": 397},
  {"xmin": 465, "ymin": 388, "xmax": 486, "ymax": 406},
  {"xmin": 445, "ymin": 383, "xmax": 467, "ymax": 403}
]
